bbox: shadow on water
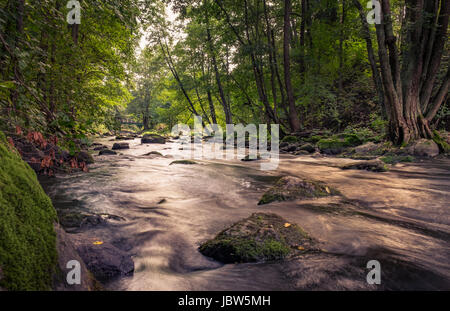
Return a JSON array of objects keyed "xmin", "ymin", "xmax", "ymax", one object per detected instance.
[{"xmin": 40, "ymin": 138, "xmax": 450, "ymax": 290}]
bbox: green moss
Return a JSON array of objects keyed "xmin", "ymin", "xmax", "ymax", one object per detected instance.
[
  {"xmin": 258, "ymin": 176, "xmax": 339, "ymax": 205},
  {"xmin": 432, "ymin": 131, "xmax": 450, "ymax": 154},
  {"xmin": 281, "ymin": 136, "xmax": 298, "ymax": 144},
  {"xmin": 318, "ymin": 133, "xmax": 364, "ymax": 154},
  {"xmin": 0, "ymin": 132, "xmax": 57, "ymax": 290},
  {"xmin": 199, "ymin": 213, "xmax": 312, "ymax": 263},
  {"xmin": 170, "ymin": 160, "xmax": 197, "ymax": 165}
]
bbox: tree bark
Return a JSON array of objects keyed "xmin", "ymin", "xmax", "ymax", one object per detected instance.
[
  {"xmin": 206, "ymin": 26, "xmax": 232, "ymax": 124},
  {"xmin": 374, "ymin": 0, "xmax": 449, "ymax": 144},
  {"xmin": 353, "ymin": 0, "xmax": 386, "ymax": 116}
]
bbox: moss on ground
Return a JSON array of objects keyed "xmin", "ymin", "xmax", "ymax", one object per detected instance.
[
  {"xmin": 199, "ymin": 213, "xmax": 314, "ymax": 263},
  {"xmin": 0, "ymin": 132, "xmax": 57, "ymax": 290}
]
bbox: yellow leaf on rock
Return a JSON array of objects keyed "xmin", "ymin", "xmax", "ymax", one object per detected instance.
[
  {"xmin": 93, "ymin": 241, "xmax": 104, "ymax": 245},
  {"xmin": 284, "ymin": 223, "xmax": 291, "ymax": 228},
  {"xmin": 297, "ymin": 246, "xmax": 305, "ymax": 251},
  {"xmin": 325, "ymin": 187, "xmax": 330, "ymax": 194}
]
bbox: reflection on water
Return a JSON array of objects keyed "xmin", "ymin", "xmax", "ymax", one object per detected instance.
[{"xmin": 41, "ymin": 138, "xmax": 450, "ymax": 290}]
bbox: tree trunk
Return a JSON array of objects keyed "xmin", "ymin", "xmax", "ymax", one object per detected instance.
[
  {"xmin": 353, "ymin": 0, "xmax": 386, "ymax": 116},
  {"xmin": 374, "ymin": 0, "xmax": 449, "ymax": 145},
  {"xmin": 283, "ymin": 0, "xmax": 301, "ymax": 132},
  {"xmin": 206, "ymin": 27, "xmax": 232, "ymax": 124}
]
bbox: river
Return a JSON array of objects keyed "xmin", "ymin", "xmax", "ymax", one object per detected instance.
[{"xmin": 41, "ymin": 137, "xmax": 450, "ymax": 290}]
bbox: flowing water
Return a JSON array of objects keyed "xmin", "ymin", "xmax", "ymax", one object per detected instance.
[{"xmin": 41, "ymin": 138, "xmax": 450, "ymax": 290}]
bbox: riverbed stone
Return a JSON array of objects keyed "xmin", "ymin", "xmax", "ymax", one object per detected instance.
[
  {"xmin": 76, "ymin": 151, "xmax": 94, "ymax": 164},
  {"xmin": 199, "ymin": 213, "xmax": 315, "ymax": 263},
  {"xmin": 298, "ymin": 143, "xmax": 316, "ymax": 153},
  {"xmin": 141, "ymin": 134, "xmax": 166, "ymax": 144},
  {"xmin": 341, "ymin": 159, "xmax": 388, "ymax": 172},
  {"xmin": 258, "ymin": 176, "xmax": 339, "ymax": 205},
  {"xmin": 112, "ymin": 143, "xmax": 130, "ymax": 150},
  {"xmin": 99, "ymin": 149, "xmax": 117, "ymax": 155},
  {"xmin": 241, "ymin": 154, "xmax": 261, "ymax": 162},
  {"xmin": 354, "ymin": 142, "xmax": 380, "ymax": 155},
  {"xmin": 170, "ymin": 160, "xmax": 197, "ymax": 165},
  {"xmin": 142, "ymin": 151, "xmax": 163, "ymax": 157},
  {"xmin": 409, "ymin": 139, "xmax": 440, "ymax": 158},
  {"xmin": 74, "ymin": 241, "xmax": 134, "ymax": 281}
]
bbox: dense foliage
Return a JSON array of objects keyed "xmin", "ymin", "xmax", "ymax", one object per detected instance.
[{"xmin": 0, "ymin": 0, "xmax": 448, "ymax": 144}]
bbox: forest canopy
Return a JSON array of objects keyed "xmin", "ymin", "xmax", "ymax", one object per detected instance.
[{"xmin": 0, "ymin": 0, "xmax": 448, "ymax": 146}]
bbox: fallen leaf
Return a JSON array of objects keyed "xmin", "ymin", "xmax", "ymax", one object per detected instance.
[
  {"xmin": 284, "ymin": 223, "xmax": 291, "ymax": 228},
  {"xmin": 325, "ymin": 186, "xmax": 330, "ymax": 194},
  {"xmin": 93, "ymin": 241, "xmax": 104, "ymax": 245},
  {"xmin": 297, "ymin": 246, "xmax": 305, "ymax": 251}
]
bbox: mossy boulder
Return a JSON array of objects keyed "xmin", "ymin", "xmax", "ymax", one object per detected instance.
[
  {"xmin": 99, "ymin": 149, "xmax": 117, "ymax": 156},
  {"xmin": 432, "ymin": 131, "xmax": 449, "ymax": 154},
  {"xmin": 341, "ymin": 159, "xmax": 389, "ymax": 172},
  {"xmin": 112, "ymin": 143, "xmax": 130, "ymax": 150},
  {"xmin": 199, "ymin": 213, "xmax": 315, "ymax": 263},
  {"xmin": 241, "ymin": 154, "xmax": 262, "ymax": 162},
  {"xmin": 318, "ymin": 134, "xmax": 363, "ymax": 155},
  {"xmin": 0, "ymin": 132, "xmax": 57, "ymax": 290},
  {"xmin": 141, "ymin": 134, "xmax": 166, "ymax": 144},
  {"xmin": 170, "ymin": 160, "xmax": 197, "ymax": 165},
  {"xmin": 142, "ymin": 151, "xmax": 163, "ymax": 157},
  {"xmin": 281, "ymin": 136, "xmax": 299, "ymax": 144},
  {"xmin": 298, "ymin": 143, "xmax": 316, "ymax": 154},
  {"xmin": 258, "ymin": 176, "xmax": 339, "ymax": 205},
  {"xmin": 76, "ymin": 151, "xmax": 94, "ymax": 164},
  {"xmin": 409, "ymin": 139, "xmax": 439, "ymax": 157}
]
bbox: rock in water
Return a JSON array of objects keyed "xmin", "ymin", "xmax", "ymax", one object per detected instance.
[
  {"xmin": 112, "ymin": 143, "xmax": 130, "ymax": 150},
  {"xmin": 76, "ymin": 151, "xmax": 94, "ymax": 164},
  {"xmin": 142, "ymin": 151, "xmax": 163, "ymax": 157},
  {"xmin": 199, "ymin": 213, "xmax": 315, "ymax": 263},
  {"xmin": 99, "ymin": 149, "xmax": 117, "ymax": 155},
  {"xmin": 170, "ymin": 160, "xmax": 197, "ymax": 165},
  {"xmin": 258, "ymin": 176, "xmax": 339, "ymax": 205},
  {"xmin": 409, "ymin": 139, "xmax": 439, "ymax": 158},
  {"xmin": 75, "ymin": 241, "xmax": 134, "ymax": 281},
  {"xmin": 141, "ymin": 134, "xmax": 166, "ymax": 144},
  {"xmin": 341, "ymin": 159, "xmax": 388, "ymax": 172}
]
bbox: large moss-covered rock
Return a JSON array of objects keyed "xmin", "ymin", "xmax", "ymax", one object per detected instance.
[
  {"xmin": 199, "ymin": 213, "xmax": 315, "ymax": 263},
  {"xmin": 409, "ymin": 139, "xmax": 440, "ymax": 157},
  {"xmin": 0, "ymin": 132, "xmax": 57, "ymax": 290},
  {"xmin": 318, "ymin": 134, "xmax": 363, "ymax": 155},
  {"xmin": 141, "ymin": 134, "xmax": 166, "ymax": 144},
  {"xmin": 281, "ymin": 136, "xmax": 299, "ymax": 144},
  {"xmin": 258, "ymin": 176, "xmax": 339, "ymax": 205}
]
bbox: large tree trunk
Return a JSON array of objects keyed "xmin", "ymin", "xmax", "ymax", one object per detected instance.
[
  {"xmin": 374, "ymin": 0, "xmax": 449, "ymax": 145},
  {"xmin": 283, "ymin": 0, "xmax": 301, "ymax": 132}
]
